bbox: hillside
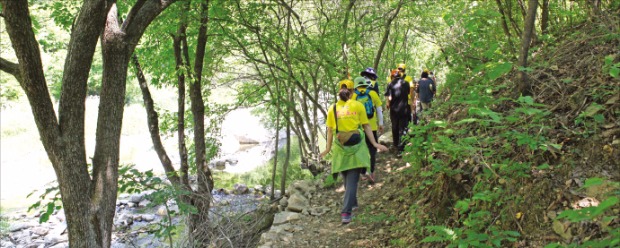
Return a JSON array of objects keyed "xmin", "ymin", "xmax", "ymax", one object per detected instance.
[{"xmin": 257, "ymin": 17, "xmax": 619, "ymax": 248}]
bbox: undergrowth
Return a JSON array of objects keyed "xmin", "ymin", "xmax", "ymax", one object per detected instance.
[{"xmin": 394, "ymin": 19, "xmax": 619, "ymax": 247}]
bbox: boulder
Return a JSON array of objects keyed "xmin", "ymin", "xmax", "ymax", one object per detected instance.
[
  {"xmin": 279, "ymin": 197, "xmax": 288, "ymax": 208},
  {"xmin": 129, "ymin": 194, "xmax": 144, "ymax": 204},
  {"xmin": 286, "ymin": 193, "xmax": 309, "ymax": 213},
  {"xmin": 31, "ymin": 227, "xmax": 48, "ymax": 236},
  {"xmin": 233, "ymin": 184, "xmax": 249, "ymax": 194},
  {"xmin": 9, "ymin": 222, "xmax": 35, "ymax": 232},
  {"xmin": 378, "ymin": 132, "xmax": 393, "ymax": 146},
  {"xmin": 272, "ymin": 212, "xmax": 302, "ymax": 225},
  {"xmin": 215, "ymin": 160, "xmax": 226, "ymax": 170}
]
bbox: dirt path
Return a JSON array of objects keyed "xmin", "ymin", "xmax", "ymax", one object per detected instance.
[{"xmin": 263, "ymin": 152, "xmax": 413, "ymax": 247}]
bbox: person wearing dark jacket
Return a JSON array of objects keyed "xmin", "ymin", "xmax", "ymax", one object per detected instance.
[
  {"xmin": 384, "ymin": 69, "xmax": 413, "ymax": 153},
  {"xmin": 416, "ymin": 71, "xmax": 436, "ymax": 111}
]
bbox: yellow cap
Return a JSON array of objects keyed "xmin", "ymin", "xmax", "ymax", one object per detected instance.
[
  {"xmin": 339, "ymin": 79, "xmax": 354, "ymax": 90},
  {"xmin": 423, "ymin": 68, "xmax": 430, "ymax": 74},
  {"xmin": 397, "ymin": 63, "xmax": 406, "ymax": 70}
]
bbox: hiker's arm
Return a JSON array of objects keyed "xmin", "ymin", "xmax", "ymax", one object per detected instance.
[
  {"xmin": 363, "ymin": 124, "xmax": 388, "ymax": 152},
  {"xmin": 410, "ymin": 85, "xmax": 416, "ymax": 112},
  {"xmin": 377, "ymin": 106, "xmax": 384, "ymax": 134},
  {"xmin": 320, "ymin": 127, "xmax": 333, "ymax": 158}
]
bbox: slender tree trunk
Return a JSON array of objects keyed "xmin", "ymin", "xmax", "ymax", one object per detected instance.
[
  {"xmin": 541, "ymin": 0, "xmax": 549, "ymax": 35},
  {"xmin": 280, "ymin": 89, "xmax": 292, "ymax": 195},
  {"xmin": 187, "ymin": 1, "xmax": 214, "ymax": 244},
  {"xmin": 517, "ymin": 0, "xmax": 538, "ymax": 96},
  {"xmin": 270, "ymin": 110, "xmax": 280, "ymax": 200},
  {"xmin": 373, "ymin": 0, "xmax": 403, "ymax": 71},
  {"xmin": 132, "ymin": 54, "xmax": 180, "ymax": 185}
]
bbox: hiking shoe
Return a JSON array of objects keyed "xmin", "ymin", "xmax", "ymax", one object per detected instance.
[{"xmin": 341, "ymin": 213, "xmax": 352, "ymax": 224}]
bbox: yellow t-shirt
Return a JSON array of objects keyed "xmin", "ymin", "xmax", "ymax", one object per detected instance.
[
  {"xmin": 352, "ymin": 88, "xmax": 383, "ymax": 131},
  {"xmin": 326, "ymin": 99, "xmax": 368, "ymax": 132},
  {"xmin": 404, "ymin": 75, "xmax": 414, "ymax": 103}
]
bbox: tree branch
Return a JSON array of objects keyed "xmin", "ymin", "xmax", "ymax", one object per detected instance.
[
  {"xmin": 0, "ymin": 57, "xmax": 22, "ymax": 83},
  {"xmin": 122, "ymin": 0, "xmax": 178, "ymax": 53}
]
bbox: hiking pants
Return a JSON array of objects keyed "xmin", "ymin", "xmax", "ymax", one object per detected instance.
[
  {"xmin": 364, "ymin": 131, "xmax": 378, "ymax": 173},
  {"xmin": 391, "ymin": 111, "xmax": 410, "ymax": 152},
  {"xmin": 341, "ymin": 168, "xmax": 363, "ymax": 214}
]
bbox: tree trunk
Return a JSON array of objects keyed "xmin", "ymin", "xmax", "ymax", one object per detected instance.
[
  {"xmin": 270, "ymin": 110, "xmax": 281, "ymax": 199},
  {"xmin": 517, "ymin": 0, "xmax": 538, "ymax": 96},
  {"xmin": 541, "ymin": 0, "xmax": 550, "ymax": 35},
  {"xmin": 373, "ymin": 0, "xmax": 403, "ymax": 71},
  {"xmin": 187, "ymin": 1, "xmax": 214, "ymax": 244},
  {"xmin": 1, "ymin": 1, "xmax": 177, "ymax": 247},
  {"xmin": 132, "ymin": 55, "xmax": 180, "ymax": 185}
]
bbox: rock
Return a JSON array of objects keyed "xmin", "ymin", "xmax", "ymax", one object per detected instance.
[
  {"xmin": 286, "ymin": 193, "xmax": 309, "ymax": 213},
  {"xmin": 279, "ymin": 197, "xmax": 288, "ymax": 208},
  {"xmin": 233, "ymin": 184, "xmax": 249, "ymax": 194},
  {"xmin": 117, "ymin": 199, "xmax": 129, "ymax": 205},
  {"xmin": 129, "ymin": 194, "xmax": 144, "ymax": 204},
  {"xmin": 31, "ymin": 227, "xmax": 48, "ymax": 236},
  {"xmin": 44, "ymin": 235, "xmax": 67, "ymax": 245},
  {"xmin": 309, "ymin": 206, "xmax": 329, "ymax": 216},
  {"xmin": 9, "ymin": 222, "xmax": 35, "ymax": 232},
  {"xmin": 141, "ymin": 214, "xmax": 155, "ymax": 222},
  {"xmin": 215, "ymin": 160, "xmax": 226, "ymax": 170},
  {"xmin": 236, "ymin": 135, "xmax": 260, "ymax": 144},
  {"xmin": 254, "ymin": 185, "xmax": 265, "ymax": 193},
  {"xmin": 48, "ymin": 243, "xmax": 69, "ymax": 248},
  {"xmin": 273, "ymin": 212, "xmax": 302, "ymax": 225},
  {"xmin": 378, "ymin": 131, "xmax": 393, "ymax": 146},
  {"xmin": 1, "ymin": 240, "xmax": 15, "ymax": 248},
  {"xmin": 127, "ymin": 202, "xmax": 137, "ymax": 208},
  {"xmin": 54, "ymin": 210, "xmax": 65, "ymax": 222},
  {"xmin": 49, "ymin": 222, "xmax": 67, "ymax": 237},
  {"xmin": 138, "ymin": 199, "xmax": 151, "ymax": 208}
]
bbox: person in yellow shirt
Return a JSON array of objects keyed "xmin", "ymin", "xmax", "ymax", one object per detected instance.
[
  {"xmin": 320, "ymin": 79, "xmax": 387, "ymax": 224},
  {"xmin": 352, "ymin": 77, "xmax": 383, "ymax": 182}
]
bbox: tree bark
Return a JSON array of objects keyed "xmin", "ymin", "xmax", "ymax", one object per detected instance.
[
  {"xmin": 187, "ymin": 1, "xmax": 214, "ymax": 244},
  {"xmin": 131, "ymin": 54, "xmax": 180, "ymax": 185},
  {"xmin": 541, "ymin": 0, "xmax": 549, "ymax": 35},
  {"xmin": 517, "ymin": 0, "xmax": 538, "ymax": 96},
  {"xmin": 1, "ymin": 0, "xmax": 176, "ymax": 247}
]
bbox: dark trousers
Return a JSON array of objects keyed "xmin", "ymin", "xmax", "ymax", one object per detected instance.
[
  {"xmin": 341, "ymin": 168, "xmax": 363, "ymax": 214},
  {"xmin": 391, "ymin": 111, "xmax": 410, "ymax": 152},
  {"xmin": 364, "ymin": 131, "xmax": 378, "ymax": 173}
]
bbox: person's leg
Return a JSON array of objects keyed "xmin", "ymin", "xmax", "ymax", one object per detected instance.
[
  {"xmin": 365, "ymin": 131, "xmax": 378, "ymax": 173},
  {"xmin": 397, "ymin": 115, "xmax": 409, "ymax": 152},
  {"xmin": 390, "ymin": 111, "xmax": 399, "ymax": 150},
  {"xmin": 341, "ymin": 168, "xmax": 362, "ymax": 214}
]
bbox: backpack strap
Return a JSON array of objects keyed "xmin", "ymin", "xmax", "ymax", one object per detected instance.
[{"xmin": 333, "ymin": 104, "xmax": 338, "ymax": 134}]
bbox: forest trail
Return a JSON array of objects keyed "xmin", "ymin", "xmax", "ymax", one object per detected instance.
[{"xmin": 260, "ymin": 151, "xmax": 415, "ymax": 247}]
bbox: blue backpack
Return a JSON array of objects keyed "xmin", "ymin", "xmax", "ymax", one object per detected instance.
[{"xmin": 354, "ymin": 89, "xmax": 375, "ymax": 119}]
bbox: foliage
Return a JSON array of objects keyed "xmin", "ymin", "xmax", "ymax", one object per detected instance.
[
  {"xmin": 117, "ymin": 164, "xmax": 196, "ymax": 246},
  {"xmin": 26, "ymin": 181, "xmax": 62, "ymax": 224}
]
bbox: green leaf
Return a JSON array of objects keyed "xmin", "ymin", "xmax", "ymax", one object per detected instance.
[
  {"xmin": 518, "ymin": 96, "xmax": 534, "ymax": 105},
  {"xmin": 583, "ymin": 178, "xmax": 604, "ymax": 188},
  {"xmin": 583, "ymin": 103, "xmax": 603, "ymax": 117},
  {"xmin": 610, "ymin": 67, "xmax": 619, "ymax": 78},
  {"xmin": 487, "ymin": 62, "xmax": 513, "ymax": 80},
  {"xmin": 455, "ymin": 200, "xmax": 469, "ymax": 214},
  {"xmin": 518, "ymin": 66, "xmax": 534, "ymax": 72}
]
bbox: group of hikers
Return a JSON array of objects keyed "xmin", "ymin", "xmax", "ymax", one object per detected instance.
[{"xmin": 320, "ymin": 63, "xmax": 437, "ymax": 224}]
